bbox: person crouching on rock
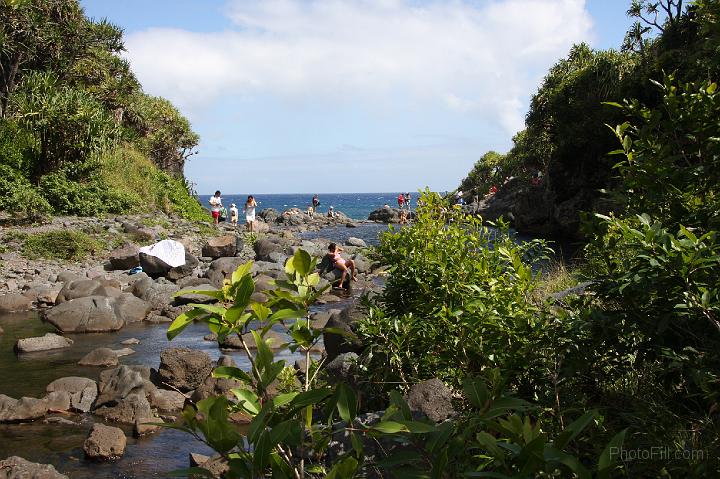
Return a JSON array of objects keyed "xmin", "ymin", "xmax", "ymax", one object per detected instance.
[
  {"xmin": 328, "ymin": 242, "xmax": 357, "ymax": 289},
  {"xmin": 230, "ymin": 203, "xmax": 239, "ymax": 226}
]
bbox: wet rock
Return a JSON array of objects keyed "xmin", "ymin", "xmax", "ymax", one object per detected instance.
[
  {"xmin": 157, "ymin": 348, "xmax": 212, "ymax": 392},
  {"xmin": 113, "ymin": 348, "xmax": 135, "ymax": 357},
  {"xmin": 310, "ymin": 309, "xmax": 340, "ymax": 329},
  {"xmin": 346, "ymin": 237, "xmax": 367, "ymax": 247},
  {"xmin": 368, "ymin": 207, "xmax": 400, "ymax": 223},
  {"xmin": 149, "ymin": 388, "xmax": 186, "ymax": 411},
  {"xmin": 206, "ymin": 257, "xmax": 246, "ymax": 288},
  {"xmin": 0, "ymin": 395, "xmax": 46, "ymax": 422},
  {"xmin": 84, "ymin": 423, "xmax": 126, "ymax": 460},
  {"xmin": 46, "ymin": 377, "xmax": 97, "ymax": 413},
  {"xmin": 44, "ymin": 296, "xmax": 125, "ymax": 333},
  {"xmin": 0, "ymin": 293, "xmax": 33, "ymax": 312},
  {"xmin": 202, "ymin": 235, "xmax": 237, "ymax": 258},
  {"xmin": 78, "ymin": 347, "xmax": 119, "ymax": 367},
  {"xmin": 93, "ymin": 392, "xmax": 153, "ymax": 424},
  {"xmin": 121, "ymin": 338, "xmax": 140, "ymax": 345},
  {"xmin": 254, "ymin": 239, "xmax": 282, "ymax": 262},
  {"xmin": 324, "ymin": 352, "xmax": 359, "ymax": 385},
  {"xmin": 96, "ymin": 366, "xmax": 145, "ymax": 407},
  {"xmin": 15, "ymin": 333, "xmax": 73, "ymax": 353},
  {"xmin": 0, "ymin": 456, "xmax": 69, "ymax": 479},
  {"xmin": 405, "ymin": 378, "xmax": 455, "ymax": 423},
  {"xmin": 109, "ymin": 243, "xmax": 140, "ymax": 270}
]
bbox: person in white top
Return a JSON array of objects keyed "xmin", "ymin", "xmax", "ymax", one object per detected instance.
[
  {"xmin": 209, "ymin": 190, "xmax": 222, "ymax": 225},
  {"xmin": 244, "ymin": 195, "xmax": 257, "ymax": 233},
  {"xmin": 229, "ymin": 203, "xmax": 239, "ymax": 226}
]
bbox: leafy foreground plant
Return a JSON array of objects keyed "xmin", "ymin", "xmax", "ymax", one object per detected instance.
[{"xmin": 165, "ymin": 249, "xmax": 625, "ymax": 478}]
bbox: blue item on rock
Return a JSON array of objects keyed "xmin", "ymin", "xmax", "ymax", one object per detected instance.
[{"xmin": 128, "ymin": 266, "xmax": 143, "ymax": 275}]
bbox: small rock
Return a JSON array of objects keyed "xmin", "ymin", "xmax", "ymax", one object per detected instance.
[
  {"xmin": 134, "ymin": 417, "xmax": 162, "ymax": 436},
  {"xmin": 16, "ymin": 333, "xmax": 73, "ymax": 353},
  {"xmin": 201, "ymin": 235, "xmax": 237, "ymax": 258},
  {"xmin": 78, "ymin": 347, "xmax": 119, "ymax": 367},
  {"xmin": 121, "ymin": 338, "xmax": 140, "ymax": 345},
  {"xmin": 84, "ymin": 423, "xmax": 127, "ymax": 460},
  {"xmin": 405, "ymin": 378, "xmax": 456, "ymax": 423},
  {"xmin": 46, "ymin": 377, "xmax": 97, "ymax": 413},
  {"xmin": 112, "ymin": 348, "xmax": 135, "ymax": 357},
  {"xmin": 157, "ymin": 348, "xmax": 213, "ymax": 392},
  {"xmin": 346, "ymin": 237, "xmax": 367, "ymax": 247}
]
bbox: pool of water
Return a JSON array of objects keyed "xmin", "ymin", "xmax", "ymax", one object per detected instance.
[{"xmin": 0, "ymin": 297, "xmax": 352, "ymax": 477}]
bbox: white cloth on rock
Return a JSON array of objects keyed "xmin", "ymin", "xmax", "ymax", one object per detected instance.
[{"xmin": 139, "ymin": 239, "xmax": 186, "ymax": 267}]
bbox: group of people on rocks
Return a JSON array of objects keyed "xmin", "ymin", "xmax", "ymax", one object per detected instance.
[
  {"xmin": 306, "ymin": 194, "xmax": 337, "ymax": 218},
  {"xmin": 396, "ymin": 192, "xmax": 412, "ymax": 209},
  {"xmin": 208, "ymin": 191, "xmax": 258, "ymax": 232}
]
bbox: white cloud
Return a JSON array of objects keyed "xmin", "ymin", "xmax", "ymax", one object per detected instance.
[{"xmin": 125, "ymin": 0, "xmax": 593, "ymax": 135}]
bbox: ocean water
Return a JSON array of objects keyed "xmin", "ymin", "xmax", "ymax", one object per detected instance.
[{"xmin": 198, "ymin": 192, "xmax": 415, "ymax": 220}]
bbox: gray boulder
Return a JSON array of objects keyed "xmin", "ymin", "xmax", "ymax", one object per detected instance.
[
  {"xmin": 258, "ymin": 208, "xmax": 279, "ymax": 223},
  {"xmin": 0, "ymin": 456, "xmax": 68, "ymax": 479},
  {"xmin": 157, "ymin": 348, "xmax": 212, "ymax": 392},
  {"xmin": 114, "ymin": 293, "xmax": 152, "ymax": 323},
  {"xmin": 43, "ymin": 296, "xmax": 125, "ymax": 333},
  {"xmin": 78, "ymin": 347, "xmax": 118, "ymax": 367},
  {"xmin": 15, "ymin": 333, "xmax": 73, "ymax": 353},
  {"xmin": 96, "ymin": 365, "xmax": 145, "ymax": 407},
  {"xmin": 109, "ymin": 243, "xmax": 140, "ymax": 270},
  {"xmin": 254, "ymin": 239, "xmax": 282, "ymax": 262},
  {"xmin": 55, "ymin": 279, "xmax": 122, "ymax": 304},
  {"xmin": 206, "ymin": 257, "xmax": 246, "ymax": 288},
  {"xmin": 129, "ymin": 275, "xmax": 178, "ymax": 310},
  {"xmin": 405, "ymin": 378, "xmax": 456, "ymax": 423},
  {"xmin": 139, "ymin": 252, "xmax": 173, "ymax": 277},
  {"xmin": 166, "ymin": 254, "xmax": 199, "ymax": 281},
  {"xmin": 324, "ymin": 352, "xmax": 359, "ymax": 385},
  {"xmin": 46, "ymin": 377, "xmax": 97, "ymax": 413},
  {"xmin": 0, "ymin": 293, "xmax": 33, "ymax": 312},
  {"xmin": 83, "ymin": 423, "xmax": 126, "ymax": 460},
  {"xmin": 93, "ymin": 392, "xmax": 154, "ymax": 424},
  {"xmin": 368, "ymin": 207, "xmax": 400, "ymax": 223},
  {"xmin": 0, "ymin": 395, "xmax": 46, "ymax": 422},
  {"xmin": 202, "ymin": 235, "xmax": 237, "ymax": 258}
]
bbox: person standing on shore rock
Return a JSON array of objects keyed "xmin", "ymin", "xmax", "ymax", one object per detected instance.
[
  {"xmin": 397, "ymin": 193, "xmax": 405, "ymax": 209},
  {"xmin": 405, "ymin": 193, "xmax": 411, "ymax": 211},
  {"xmin": 209, "ymin": 190, "xmax": 222, "ymax": 225},
  {"xmin": 312, "ymin": 194, "xmax": 320, "ymax": 213},
  {"xmin": 244, "ymin": 195, "xmax": 257, "ymax": 233},
  {"xmin": 229, "ymin": 203, "xmax": 239, "ymax": 226}
]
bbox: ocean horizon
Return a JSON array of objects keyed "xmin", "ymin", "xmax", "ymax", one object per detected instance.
[{"xmin": 198, "ymin": 192, "xmax": 419, "ymax": 220}]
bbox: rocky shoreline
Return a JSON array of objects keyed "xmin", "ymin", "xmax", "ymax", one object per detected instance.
[{"xmin": 0, "ymin": 208, "xmax": 388, "ymax": 477}]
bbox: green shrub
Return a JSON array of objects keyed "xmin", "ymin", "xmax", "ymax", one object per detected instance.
[
  {"xmin": 22, "ymin": 230, "xmax": 102, "ymax": 261},
  {"xmin": 5, "ymin": 183, "xmax": 53, "ymax": 220},
  {"xmin": 358, "ymin": 190, "xmax": 551, "ymax": 388}
]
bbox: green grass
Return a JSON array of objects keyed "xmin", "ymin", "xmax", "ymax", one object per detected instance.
[
  {"xmin": 532, "ymin": 260, "xmax": 582, "ymax": 302},
  {"xmin": 22, "ymin": 230, "xmax": 103, "ymax": 261}
]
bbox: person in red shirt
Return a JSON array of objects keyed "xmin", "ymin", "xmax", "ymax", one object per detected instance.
[{"xmin": 397, "ymin": 193, "xmax": 405, "ymax": 209}]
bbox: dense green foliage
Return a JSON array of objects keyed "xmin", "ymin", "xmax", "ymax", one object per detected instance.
[
  {"xmin": 22, "ymin": 229, "xmax": 101, "ymax": 261},
  {"xmin": 0, "ymin": 0, "xmax": 202, "ymax": 220},
  {"xmin": 459, "ymin": 1, "xmax": 720, "ymax": 238}
]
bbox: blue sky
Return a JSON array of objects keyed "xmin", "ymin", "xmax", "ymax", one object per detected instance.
[{"xmin": 81, "ymin": 0, "xmax": 635, "ymax": 194}]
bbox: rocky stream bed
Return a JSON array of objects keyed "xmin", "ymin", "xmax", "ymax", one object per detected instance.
[{"xmin": 0, "ymin": 210, "xmax": 390, "ymax": 478}]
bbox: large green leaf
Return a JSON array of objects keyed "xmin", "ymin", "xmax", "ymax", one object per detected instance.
[
  {"xmin": 288, "ymin": 388, "xmax": 332, "ymax": 409},
  {"xmin": 292, "ymin": 249, "xmax": 312, "ymax": 276},
  {"xmin": 167, "ymin": 309, "xmax": 205, "ymax": 340},
  {"xmin": 325, "ymin": 456, "xmax": 358, "ymax": 479},
  {"xmin": 597, "ymin": 428, "xmax": 627, "ymax": 479},
  {"xmin": 231, "ymin": 261, "xmax": 253, "ymax": 284},
  {"xmin": 463, "ymin": 377, "xmax": 489, "ymax": 409},
  {"xmin": 234, "ymin": 274, "xmax": 255, "ymax": 309},
  {"xmin": 231, "ymin": 388, "xmax": 261, "ymax": 416},
  {"xmin": 335, "ymin": 383, "xmax": 357, "ymax": 422},
  {"xmin": 553, "ymin": 410, "xmax": 597, "ymax": 450},
  {"xmin": 370, "ymin": 420, "xmax": 409, "ymax": 434},
  {"xmin": 213, "ymin": 366, "xmax": 252, "ymax": 383}
]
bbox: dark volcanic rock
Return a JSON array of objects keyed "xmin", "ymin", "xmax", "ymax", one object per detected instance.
[
  {"xmin": 109, "ymin": 243, "xmax": 140, "ymax": 270},
  {"xmin": 206, "ymin": 257, "xmax": 246, "ymax": 288},
  {"xmin": 254, "ymin": 239, "xmax": 282, "ymax": 262},
  {"xmin": 157, "ymin": 348, "xmax": 212, "ymax": 392},
  {"xmin": 405, "ymin": 378, "xmax": 455, "ymax": 423},
  {"xmin": 166, "ymin": 254, "xmax": 199, "ymax": 281},
  {"xmin": 323, "ymin": 302, "xmax": 365, "ymax": 361}
]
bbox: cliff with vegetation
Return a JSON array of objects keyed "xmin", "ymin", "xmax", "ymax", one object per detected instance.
[
  {"xmin": 460, "ymin": 0, "xmax": 719, "ymax": 239},
  {"xmin": 0, "ymin": 0, "xmax": 205, "ymax": 221}
]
